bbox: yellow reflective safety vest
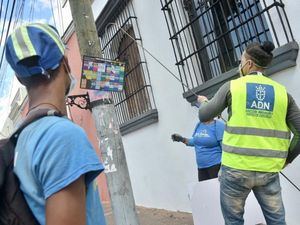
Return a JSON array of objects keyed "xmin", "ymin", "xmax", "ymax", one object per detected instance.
[{"xmin": 222, "ymin": 74, "xmax": 290, "ymax": 172}]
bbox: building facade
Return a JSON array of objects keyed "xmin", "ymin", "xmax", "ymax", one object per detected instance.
[
  {"xmin": 92, "ymin": 0, "xmax": 300, "ymax": 221},
  {"xmin": 74, "ymin": 0, "xmax": 299, "ymax": 212},
  {"xmin": 5, "ymin": 0, "xmax": 299, "ymax": 223},
  {"xmin": 1, "ymin": 87, "xmax": 27, "ymax": 137}
]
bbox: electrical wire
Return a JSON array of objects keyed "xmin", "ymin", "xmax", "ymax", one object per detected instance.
[
  {"xmin": 4, "ymin": 0, "xmax": 24, "ymax": 105},
  {"xmin": 0, "ymin": 0, "xmax": 11, "ymax": 47},
  {"xmin": 5, "ymin": 0, "xmax": 27, "ymax": 119},
  {"xmin": 0, "ymin": 0, "xmax": 4, "ymax": 24},
  {"xmin": 50, "ymin": 0, "xmax": 57, "ymax": 28},
  {"xmin": 15, "ymin": 1, "xmax": 24, "ymax": 27},
  {"xmin": 29, "ymin": 0, "xmax": 36, "ymax": 22},
  {"xmin": 7, "ymin": 65, "xmax": 14, "ymax": 101},
  {"xmin": 0, "ymin": 0, "xmax": 23, "ymax": 116},
  {"xmin": 57, "ymin": 0, "xmax": 64, "ymax": 32},
  {"xmin": 0, "ymin": 0, "xmax": 23, "ymax": 120},
  {"xmin": 19, "ymin": 0, "xmax": 25, "ymax": 22},
  {"xmin": 0, "ymin": 61, "xmax": 8, "ymax": 97},
  {"xmin": 0, "ymin": 0, "xmax": 17, "ymax": 94},
  {"xmin": 0, "ymin": 0, "xmax": 10, "ymax": 93},
  {"xmin": 13, "ymin": 0, "xmax": 21, "ymax": 27},
  {"xmin": 280, "ymin": 171, "xmax": 300, "ymax": 192},
  {"xmin": 3, "ymin": 0, "xmax": 25, "ymax": 105},
  {"xmin": 0, "ymin": 0, "xmax": 17, "ymax": 73},
  {"xmin": 0, "ymin": 0, "xmax": 16, "ymax": 94}
]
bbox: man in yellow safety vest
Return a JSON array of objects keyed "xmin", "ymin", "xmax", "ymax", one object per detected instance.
[{"xmin": 197, "ymin": 41, "xmax": 300, "ymax": 225}]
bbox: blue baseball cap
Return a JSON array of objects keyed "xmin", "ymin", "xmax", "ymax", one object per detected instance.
[{"xmin": 5, "ymin": 23, "xmax": 65, "ymax": 78}]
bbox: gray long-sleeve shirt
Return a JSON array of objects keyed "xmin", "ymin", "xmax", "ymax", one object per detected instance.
[{"xmin": 198, "ymin": 80, "xmax": 300, "ymax": 163}]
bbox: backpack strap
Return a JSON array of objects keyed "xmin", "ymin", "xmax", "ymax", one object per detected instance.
[{"xmin": 10, "ymin": 108, "xmax": 63, "ymax": 144}]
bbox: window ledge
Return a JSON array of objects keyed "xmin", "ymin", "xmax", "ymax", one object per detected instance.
[
  {"xmin": 183, "ymin": 41, "xmax": 299, "ymax": 104},
  {"xmin": 120, "ymin": 109, "xmax": 158, "ymax": 135}
]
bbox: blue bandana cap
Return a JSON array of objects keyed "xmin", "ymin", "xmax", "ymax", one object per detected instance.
[{"xmin": 5, "ymin": 23, "xmax": 66, "ymax": 78}]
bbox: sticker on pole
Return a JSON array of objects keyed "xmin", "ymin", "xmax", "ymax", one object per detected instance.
[{"xmin": 80, "ymin": 56, "xmax": 125, "ymax": 92}]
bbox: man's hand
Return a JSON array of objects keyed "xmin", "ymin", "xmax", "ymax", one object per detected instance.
[
  {"xmin": 197, "ymin": 95, "xmax": 208, "ymax": 104},
  {"xmin": 171, "ymin": 134, "xmax": 185, "ymax": 143}
]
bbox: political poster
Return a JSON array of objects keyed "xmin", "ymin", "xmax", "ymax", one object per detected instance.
[{"xmin": 80, "ymin": 56, "xmax": 125, "ymax": 92}]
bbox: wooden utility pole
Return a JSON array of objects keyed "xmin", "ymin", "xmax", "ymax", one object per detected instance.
[{"xmin": 68, "ymin": 1, "xmax": 140, "ymax": 225}]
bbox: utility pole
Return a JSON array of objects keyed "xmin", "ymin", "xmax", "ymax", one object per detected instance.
[{"xmin": 68, "ymin": 1, "xmax": 140, "ymax": 225}]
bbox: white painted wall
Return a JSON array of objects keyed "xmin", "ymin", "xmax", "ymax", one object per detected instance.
[
  {"xmin": 92, "ymin": 0, "xmax": 108, "ymax": 20},
  {"xmin": 267, "ymin": 0, "xmax": 300, "ymax": 204},
  {"xmin": 267, "ymin": 50, "xmax": 300, "ymax": 225},
  {"xmin": 1, "ymin": 117, "xmax": 14, "ymax": 138},
  {"xmin": 113, "ymin": 0, "xmax": 300, "ymax": 215},
  {"xmin": 121, "ymin": 0, "xmax": 201, "ymax": 212}
]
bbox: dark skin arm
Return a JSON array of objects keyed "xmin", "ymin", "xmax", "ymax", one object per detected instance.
[
  {"xmin": 286, "ymin": 94, "xmax": 300, "ymax": 163},
  {"xmin": 46, "ymin": 176, "xmax": 86, "ymax": 225}
]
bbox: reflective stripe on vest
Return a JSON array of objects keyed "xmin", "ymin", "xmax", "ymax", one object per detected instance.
[
  {"xmin": 222, "ymin": 143, "xmax": 288, "ymax": 158},
  {"xmin": 222, "ymin": 74, "xmax": 290, "ymax": 172},
  {"xmin": 225, "ymin": 126, "xmax": 290, "ymax": 139}
]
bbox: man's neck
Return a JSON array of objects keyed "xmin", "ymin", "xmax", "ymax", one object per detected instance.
[
  {"xmin": 28, "ymin": 90, "xmax": 67, "ymax": 116},
  {"xmin": 203, "ymin": 120, "xmax": 214, "ymax": 124},
  {"xmin": 28, "ymin": 102, "xmax": 62, "ymax": 114},
  {"xmin": 248, "ymin": 70, "xmax": 264, "ymax": 75}
]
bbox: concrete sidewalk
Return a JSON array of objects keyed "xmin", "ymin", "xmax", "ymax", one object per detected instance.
[{"xmin": 103, "ymin": 203, "xmax": 193, "ymax": 225}]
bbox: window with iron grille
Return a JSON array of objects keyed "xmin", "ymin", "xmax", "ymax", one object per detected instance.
[
  {"xmin": 96, "ymin": 0, "xmax": 157, "ymax": 133},
  {"xmin": 161, "ymin": 0, "xmax": 294, "ymax": 94}
]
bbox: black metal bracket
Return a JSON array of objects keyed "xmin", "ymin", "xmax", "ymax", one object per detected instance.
[{"xmin": 66, "ymin": 92, "xmax": 91, "ymax": 110}]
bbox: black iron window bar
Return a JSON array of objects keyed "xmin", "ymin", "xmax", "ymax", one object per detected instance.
[
  {"xmin": 97, "ymin": 0, "xmax": 156, "ymax": 126},
  {"xmin": 161, "ymin": 0, "xmax": 294, "ymax": 93}
]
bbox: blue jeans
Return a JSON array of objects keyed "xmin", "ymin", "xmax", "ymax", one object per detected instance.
[{"xmin": 219, "ymin": 166, "xmax": 286, "ymax": 225}]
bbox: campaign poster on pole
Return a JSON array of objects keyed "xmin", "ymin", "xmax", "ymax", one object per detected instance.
[{"xmin": 80, "ymin": 56, "xmax": 125, "ymax": 92}]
